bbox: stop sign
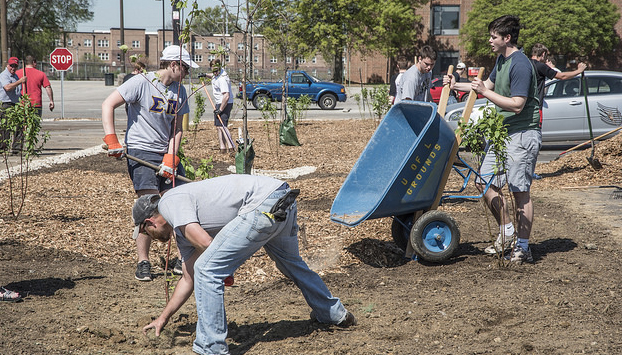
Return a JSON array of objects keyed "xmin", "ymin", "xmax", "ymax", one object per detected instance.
[{"xmin": 50, "ymin": 48, "xmax": 73, "ymax": 71}]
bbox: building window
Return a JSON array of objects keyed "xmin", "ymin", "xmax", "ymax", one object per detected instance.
[
  {"xmin": 98, "ymin": 39, "xmax": 109, "ymax": 47},
  {"xmin": 117, "ymin": 54, "xmax": 121, "ymax": 60},
  {"xmin": 270, "ymin": 56, "xmax": 277, "ymax": 64},
  {"xmin": 84, "ymin": 53, "xmax": 92, "ymax": 60},
  {"xmin": 54, "ymin": 39, "xmax": 62, "ymax": 46},
  {"xmin": 84, "ymin": 39, "xmax": 92, "ymax": 47},
  {"xmin": 194, "ymin": 42, "xmax": 202, "ymax": 49},
  {"xmin": 433, "ymin": 51, "xmax": 460, "ymax": 78},
  {"xmin": 237, "ymin": 43, "xmax": 244, "ymax": 50},
  {"xmin": 132, "ymin": 40, "xmax": 140, "ymax": 48},
  {"xmin": 208, "ymin": 54, "xmax": 216, "ymax": 62},
  {"xmin": 165, "ymin": 41, "xmax": 172, "ymax": 47},
  {"xmin": 98, "ymin": 53, "xmax": 109, "ymax": 61},
  {"xmin": 237, "ymin": 55, "xmax": 243, "ymax": 63},
  {"xmin": 117, "ymin": 40, "xmax": 121, "ymax": 47},
  {"xmin": 208, "ymin": 42, "xmax": 216, "ymax": 50},
  {"xmin": 286, "ymin": 57, "xmax": 292, "ymax": 64},
  {"xmin": 67, "ymin": 39, "xmax": 73, "ymax": 46},
  {"xmin": 254, "ymin": 43, "xmax": 259, "ymax": 50},
  {"xmin": 225, "ymin": 42, "xmax": 230, "ymax": 49},
  {"xmin": 193, "ymin": 55, "xmax": 203, "ymax": 62},
  {"xmin": 297, "ymin": 57, "xmax": 307, "ymax": 64},
  {"xmin": 225, "ymin": 55, "xmax": 230, "ymax": 63},
  {"xmin": 253, "ymin": 56, "xmax": 259, "ymax": 63},
  {"xmin": 432, "ymin": 5, "xmax": 460, "ymax": 35},
  {"xmin": 270, "ymin": 68, "xmax": 277, "ymax": 75},
  {"xmin": 312, "ymin": 57, "xmax": 317, "ymax": 64}
]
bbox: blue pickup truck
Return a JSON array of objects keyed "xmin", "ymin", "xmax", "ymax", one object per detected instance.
[{"xmin": 238, "ymin": 70, "xmax": 347, "ymax": 110}]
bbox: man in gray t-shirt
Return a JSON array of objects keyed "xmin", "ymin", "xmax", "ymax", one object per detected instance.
[
  {"xmin": 135, "ymin": 175, "xmax": 356, "ymax": 354},
  {"xmin": 396, "ymin": 45, "xmax": 437, "ymax": 103},
  {"xmin": 101, "ymin": 45, "xmax": 199, "ymax": 282}
]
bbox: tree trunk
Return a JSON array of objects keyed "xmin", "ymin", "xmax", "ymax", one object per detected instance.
[{"xmin": 332, "ymin": 52, "xmax": 343, "ymax": 84}]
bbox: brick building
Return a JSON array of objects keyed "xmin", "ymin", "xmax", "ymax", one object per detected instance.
[{"xmin": 57, "ymin": 0, "xmax": 622, "ymax": 83}]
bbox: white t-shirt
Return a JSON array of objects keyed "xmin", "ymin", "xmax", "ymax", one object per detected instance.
[
  {"xmin": 118, "ymin": 72, "xmax": 189, "ymax": 153},
  {"xmin": 212, "ymin": 69, "xmax": 234, "ymax": 105},
  {"xmin": 398, "ymin": 65, "xmax": 432, "ymax": 102}
]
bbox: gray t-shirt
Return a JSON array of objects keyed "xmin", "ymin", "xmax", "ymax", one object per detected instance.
[
  {"xmin": 117, "ymin": 72, "xmax": 189, "ymax": 153},
  {"xmin": 0, "ymin": 68, "xmax": 21, "ymax": 103},
  {"xmin": 158, "ymin": 174, "xmax": 284, "ymax": 261},
  {"xmin": 398, "ymin": 65, "xmax": 432, "ymax": 102}
]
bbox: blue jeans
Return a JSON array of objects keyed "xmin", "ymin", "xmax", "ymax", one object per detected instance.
[{"xmin": 192, "ymin": 187, "xmax": 347, "ymax": 355}]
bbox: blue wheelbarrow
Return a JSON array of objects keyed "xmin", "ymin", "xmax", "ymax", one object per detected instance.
[{"xmin": 330, "ymin": 101, "xmax": 494, "ymax": 262}]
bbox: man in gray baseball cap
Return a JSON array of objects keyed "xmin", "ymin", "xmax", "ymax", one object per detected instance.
[{"xmin": 137, "ymin": 175, "xmax": 356, "ymax": 354}]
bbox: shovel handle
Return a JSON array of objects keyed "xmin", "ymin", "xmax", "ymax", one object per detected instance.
[{"xmin": 102, "ymin": 144, "xmax": 193, "ymax": 183}]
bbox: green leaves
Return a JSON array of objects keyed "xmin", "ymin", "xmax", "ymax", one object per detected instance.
[
  {"xmin": 461, "ymin": 0, "xmax": 619, "ymax": 61},
  {"xmin": 458, "ymin": 105, "xmax": 509, "ymax": 173}
]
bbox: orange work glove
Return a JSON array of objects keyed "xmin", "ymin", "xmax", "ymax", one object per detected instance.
[
  {"xmin": 157, "ymin": 153, "xmax": 180, "ymax": 180},
  {"xmin": 103, "ymin": 134, "xmax": 124, "ymax": 158}
]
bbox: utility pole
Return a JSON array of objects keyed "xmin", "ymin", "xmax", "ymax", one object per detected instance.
[
  {"xmin": 1, "ymin": 0, "xmax": 7, "ymax": 67},
  {"xmin": 172, "ymin": 0, "xmax": 180, "ymax": 45},
  {"xmin": 120, "ymin": 0, "xmax": 125, "ymax": 73}
]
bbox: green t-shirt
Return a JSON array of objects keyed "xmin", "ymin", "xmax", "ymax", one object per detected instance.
[{"xmin": 489, "ymin": 51, "xmax": 540, "ymax": 133}]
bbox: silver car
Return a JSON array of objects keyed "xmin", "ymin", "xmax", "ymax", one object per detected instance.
[{"xmin": 443, "ymin": 70, "xmax": 622, "ymax": 142}]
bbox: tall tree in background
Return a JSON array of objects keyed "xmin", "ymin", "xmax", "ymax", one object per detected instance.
[
  {"xmin": 293, "ymin": 0, "xmax": 366, "ymax": 83},
  {"xmin": 6, "ymin": 0, "xmax": 93, "ymax": 60},
  {"xmin": 461, "ymin": 0, "xmax": 619, "ymax": 67},
  {"xmin": 192, "ymin": 5, "xmax": 238, "ymax": 35}
]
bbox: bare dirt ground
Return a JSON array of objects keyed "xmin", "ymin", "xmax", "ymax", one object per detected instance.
[{"xmin": 1, "ymin": 118, "xmax": 621, "ymax": 355}]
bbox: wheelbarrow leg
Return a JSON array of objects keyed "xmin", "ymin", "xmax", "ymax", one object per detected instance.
[{"xmin": 405, "ymin": 210, "xmax": 424, "ymax": 259}]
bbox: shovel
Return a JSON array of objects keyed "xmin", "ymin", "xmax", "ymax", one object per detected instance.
[{"xmin": 581, "ymin": 72, "xmax": 602, "ymax": 170}]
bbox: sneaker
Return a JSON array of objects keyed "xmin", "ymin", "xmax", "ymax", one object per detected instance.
[
  {"xmin": 337, "ymin": 311, "xmax": 357, "ymax": 328},
  {"xmin": 310, "ymin": 310, "xmax": 357, "ymax": 328},
  {"xmin": 484, "ymin": 233, "xmax": 516, "ymax": 255},
  {"xmin": 0, "ymin": 286, "xmax": 22, "ymax": 302},
  {"xmin": 505, "ymin": 244, "xmax": 534, "ymax": 264},
  {"xmin": 172, "ymin": 259, "xmax": 183, "ymax": 275},
  {"xmin": 135, "ymin": 260, "xmax": 152, "ymax": 281}
]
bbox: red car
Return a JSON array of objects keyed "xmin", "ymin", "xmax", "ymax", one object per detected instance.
[{"xmin": 429, "ymin": 77, "xmax": 482, "ymax": 103}]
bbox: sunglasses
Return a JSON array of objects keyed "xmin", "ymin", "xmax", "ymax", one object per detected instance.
[{"xmin": 9, "ymin": 64, "xmax": 17, "ymax": 68}]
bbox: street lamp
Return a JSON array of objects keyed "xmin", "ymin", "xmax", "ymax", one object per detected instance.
[{"xmin": 155, "ymin": 0, "xmax": 165, "ymax": 52}]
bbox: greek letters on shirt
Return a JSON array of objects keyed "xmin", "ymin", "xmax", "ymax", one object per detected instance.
[{"xmin": 149, "ymin": 96, "xmax": 179, "ymax": 115}]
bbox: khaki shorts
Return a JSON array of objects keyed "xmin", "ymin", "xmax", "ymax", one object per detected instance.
[{"xmin": 478, "ymin": 129, "xmax": 542, "ymax": 192}]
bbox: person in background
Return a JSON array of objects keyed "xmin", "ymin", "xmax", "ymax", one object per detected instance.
[
  {"xmin": 208, "ymin": 58, "xmax": 235, "ymax": 153},
  {"xmin": 0, "ymin": 57, "xmax": 27, "ymax": 154},
  {"xmin": 388, "ymin": 56, "xmax": 409, "ymax": 105},
  {"xmin": 447, "ymin": 62, "xmax": 467, "ymax": 104},
  {"xmin": 16, "ymin": 55, "xmax": 54, "ymax": 118},
  {"xmin": 101, "ymin": 45, "xmax": 198, "ymax": 281},
  {"xmin": 396, "ymin": 45, "xmax": 437, "ymax": 103},
  {"xmin": 546, "ymin": 57, "xmax": 561, "ymax": 73},
  {"xmin": 122, "ymin": 61, "xmax": 146, "ymax": 84}
]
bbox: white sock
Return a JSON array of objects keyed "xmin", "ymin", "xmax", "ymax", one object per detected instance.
[
  {"xmin": 500, "ymin": 223, "xmax": 515, "ymax": 237},
  {"xmin": 517, "ymin": 238, "xmax": 529, "ymax": 250}
]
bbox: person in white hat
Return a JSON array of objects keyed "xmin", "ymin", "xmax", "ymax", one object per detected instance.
[{"xmin": 100, "ymin": 45, "xmax": 199, "ymax": 281}]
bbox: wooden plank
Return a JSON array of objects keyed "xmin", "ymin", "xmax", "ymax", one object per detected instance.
[{"xmin": 437, "ymin": 65, "xmax": 454, "ymax": 117}]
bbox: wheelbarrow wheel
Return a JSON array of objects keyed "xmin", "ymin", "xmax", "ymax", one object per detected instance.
[
  {"xmin": 410, "ymin": 210, "xmax": 460, "ymax": 262},
  {"xmin": 391, "ymin": 214, "xmax": 414, "ymax": 251}
]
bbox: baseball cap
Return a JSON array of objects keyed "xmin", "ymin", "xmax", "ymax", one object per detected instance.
[
  {"xmin": 8, "ymin": 57, "xmax": 18, "ymax": 66},
  {"xmin": 456, "ymin": 62, "xmax": 466, "ymax": 69},
  {"xmin": 132, "ymin": 194, "xmax": 161, "ymax": 239},
  {"xmin": 160, "ymin": 45, "xmax": 199, "ymax": 69}
]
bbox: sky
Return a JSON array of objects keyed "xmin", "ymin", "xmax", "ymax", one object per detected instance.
[{"xmin": 76, "ymin": 0, "xmax": 221, "ymax": 32}]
